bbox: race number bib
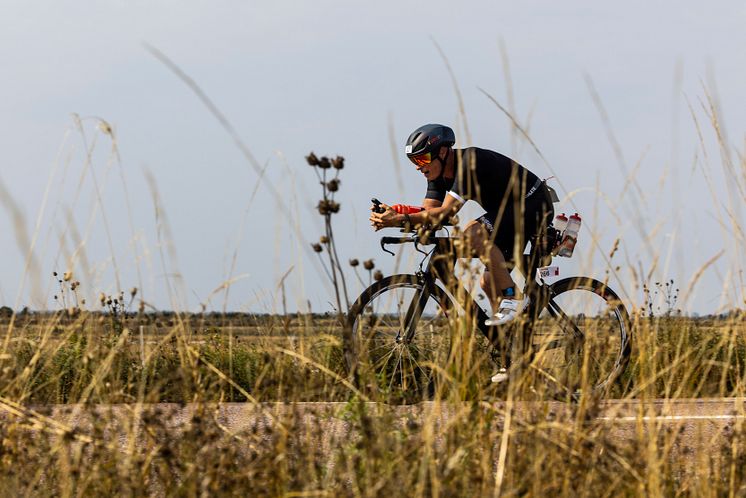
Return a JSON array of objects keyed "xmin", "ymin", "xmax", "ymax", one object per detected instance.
[{"xmin": 537, "ymin": 266, "xmax": 560, "ymax": 279}]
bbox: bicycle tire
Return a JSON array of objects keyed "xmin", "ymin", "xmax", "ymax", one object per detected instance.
[
  {"xmin": 525, "ymin": 277, "xmax": 632, "ymax": 395},
  {"xmin": 347, "ymin": 274, "xmax": 456, "ymax": 403}
]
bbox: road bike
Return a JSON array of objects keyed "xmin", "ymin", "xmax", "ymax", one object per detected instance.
[{"xmin": 346, "ymin": 224, "xmax": 632, "ymax": 402}]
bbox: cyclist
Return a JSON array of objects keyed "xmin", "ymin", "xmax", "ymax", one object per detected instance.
[{"xmin": 370, "ymin": 123, "xmax": 555, "ymax": 327}]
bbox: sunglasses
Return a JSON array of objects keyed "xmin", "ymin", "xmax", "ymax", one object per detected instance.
[{"xmin": 409, "ymin": 152, "xmax": 434, "ymax": 166}]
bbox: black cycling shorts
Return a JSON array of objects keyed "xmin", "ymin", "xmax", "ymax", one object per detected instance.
[{"xmin": 475, "ymin": 186, "xmax": 554, "ymax": 264}]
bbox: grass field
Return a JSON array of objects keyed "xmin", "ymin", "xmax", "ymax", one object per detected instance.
[
  {"xmin": 1, "ymin": 311, "xmax": 744, "ymax": 404},
  {"xmin": 1, "ymin": 310, "xmax": 746, "ymax": 495}
]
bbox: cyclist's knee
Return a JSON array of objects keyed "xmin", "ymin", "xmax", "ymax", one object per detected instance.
[{"xmin": 462, "ymin": 221, "xmax": 490, "ymax": 256}]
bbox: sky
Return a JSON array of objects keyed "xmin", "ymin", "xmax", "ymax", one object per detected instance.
[{"xmin": 0, "ymin": 1, "xmax": 744, "ymax": 315}]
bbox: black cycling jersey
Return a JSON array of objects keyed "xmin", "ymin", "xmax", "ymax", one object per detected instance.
[
  {"xmin": 424, "ymin": 147, "xmax": 553, "ymax": 262},
  {"xmin": 425, "ymin": 147, "xmax": 541, "ymax": 212}
]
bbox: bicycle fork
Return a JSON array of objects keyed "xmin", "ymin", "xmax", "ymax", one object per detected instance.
[{"xmin": 399, "ymin": 273, "xmax": 433, "ymax": 344}]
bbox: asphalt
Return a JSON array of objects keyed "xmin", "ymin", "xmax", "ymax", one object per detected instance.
[{"xmin": 4, "ymin": 398, "xmax": 745, "ymax": 472}]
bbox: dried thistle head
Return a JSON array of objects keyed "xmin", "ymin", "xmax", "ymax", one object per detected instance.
[
  {"xmin": 327, "ymin": 179, "xmax": 340, "ymax": 192},
  {"xmin": 363, "ymin": 259, "xmax": 375, "ymax": 271},
  {"xmin": 306, "ymin": 152, "xmax": 320, "ymax": 166},
  {"xmin": 349, "ymin": 259, "xmax": 359, "ymax": 267},
  {"xmin": 318, "ymin": 156, "xmax": 331, "ymax": 169},
  {"xmin": 311, "ymin": 243, "xmax": 323, "ymax": 253},
  {"xmin": 373, "ymin": 270, "xmax": 383, "ymax": 281},
  {"xmin": 332, "ymin": 156, "xmax": 344, "ymax": 170}
]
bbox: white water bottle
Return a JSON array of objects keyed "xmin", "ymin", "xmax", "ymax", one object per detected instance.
[
  {"xmin": 553, "ymin": 213, "xmax": 568, "ymax": 232},
  {"xmin": 551, "ymin": 213, "xmax": 568, "ymax": 255},
  {"xmin": 559, "ymin": 213, "xmax": 582, "ymax": 257}
]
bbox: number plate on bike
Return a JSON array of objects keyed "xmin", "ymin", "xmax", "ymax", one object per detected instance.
[{"xmin": 537, "ymin": 266, "xmax": 560, "ymax": 279}]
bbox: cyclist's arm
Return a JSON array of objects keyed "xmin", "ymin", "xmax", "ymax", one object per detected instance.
[
  {"xmin": 370, "ymin": 195, "xmax": 461, "ymax": 230},
  {"xmin": 422, "ymin": 198, "xmax": 442, "ymax": 210},
  {"xmin": 407, "ymin": 194, "xmax": 462, "ymax": 226}
]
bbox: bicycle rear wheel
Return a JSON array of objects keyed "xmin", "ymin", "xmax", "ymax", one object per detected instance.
[
  {"xmin": 347, "ymin": 274, "xmax": 455, "ymax": 403},
  {"xmin": 529, "ymin": 277, "xmax": 632, "ymax": 395}
]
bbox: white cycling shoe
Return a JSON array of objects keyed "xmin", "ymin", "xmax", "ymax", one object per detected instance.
[
  {"xmin": 490, "ymin": 368, "xmax": 509, "ymax": 384},
  {"xmin": 484, "ymin": 298, "xmax": 522, "ymax": 327}
]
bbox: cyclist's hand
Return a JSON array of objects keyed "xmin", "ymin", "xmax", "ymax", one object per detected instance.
[{"xmin": 369, "ymin": 203, "xmax": 398, "ymax": 231}]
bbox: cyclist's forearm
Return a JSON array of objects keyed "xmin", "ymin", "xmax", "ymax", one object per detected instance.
[{"xmin": 401, "ymin": 204, "xmax": 456, "ymax": 226}]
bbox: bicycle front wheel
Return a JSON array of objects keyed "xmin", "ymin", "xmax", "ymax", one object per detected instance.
[
  {"xmin": 347, "ymin": 274, "xmax": 455, "ymax": 403},
  {"xmin": 530, "ymin": 277, "xmax": 632, "ymax": 395}
]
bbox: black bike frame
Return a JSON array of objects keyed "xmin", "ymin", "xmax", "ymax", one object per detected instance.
[{"xmin": 381, "ymin": 232, "xmax": 555, "ymax": 347}]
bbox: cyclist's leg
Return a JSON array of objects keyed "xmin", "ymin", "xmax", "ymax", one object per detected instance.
[{"xmin": 461, "ymin": 215, "xmax": 516, "ymax": 313}]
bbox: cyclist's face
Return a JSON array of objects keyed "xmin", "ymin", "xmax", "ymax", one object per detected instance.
[{"xmin": 412, "ymin": 150, "xmax": 443, "ymax": 180}]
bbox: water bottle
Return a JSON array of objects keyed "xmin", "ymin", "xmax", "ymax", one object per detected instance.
[
  {"xmin": 559, "ymin": 213, "xmax": 582, "ymax": 257},
  {"xmin": 553, "ymin": 213, "xmax": 568, "ymax": 232},
  {"xmin": 551, "ymin": 213, "xmax": 568, "ymax": 254},
  {"xmin": 391, "ymin": 204, "xmax": 424, "ymax": 214}
]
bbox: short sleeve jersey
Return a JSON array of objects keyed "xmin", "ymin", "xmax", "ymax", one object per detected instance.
[{"xmin": 425, "ymin": 147, "xmax": 540, "ymax": 214}]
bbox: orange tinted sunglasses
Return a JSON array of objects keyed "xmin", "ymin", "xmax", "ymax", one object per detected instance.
[{"xmin": 409, "ymin": 152, "xmax": 433, "ymax": 166}]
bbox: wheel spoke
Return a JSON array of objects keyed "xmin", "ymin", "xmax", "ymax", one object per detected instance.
[
  {"xmin": 532, "ymin": 278, "xmax": 631, "ymax": 393},
  {"xmin": 348, "ymin": 277, "xmax": 456, "ymax": 401}
]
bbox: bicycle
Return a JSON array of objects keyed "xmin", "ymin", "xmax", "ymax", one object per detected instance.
[{"xmin": 346, "ymin": 222, "xmax": 632, "ymax": 402}]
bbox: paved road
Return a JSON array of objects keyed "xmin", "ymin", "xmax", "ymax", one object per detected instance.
[{"xmin": 3, "ymin": 398, "xmax": 744, "ymax": 470}]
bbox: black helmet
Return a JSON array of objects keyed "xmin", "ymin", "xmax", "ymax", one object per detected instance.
[{"xmin": 405, "ymin": 124, "xmax": 455, "ymax": 158}]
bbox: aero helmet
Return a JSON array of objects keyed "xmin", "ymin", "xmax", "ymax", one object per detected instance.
[{"xmin": 405, "ymin": 124, "xmax": 455, "ymax": 159}]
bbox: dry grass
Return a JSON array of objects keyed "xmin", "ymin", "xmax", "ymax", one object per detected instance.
[{"xmin": 0, "ymin": 310, "xmax": 745, "ymax": 495}]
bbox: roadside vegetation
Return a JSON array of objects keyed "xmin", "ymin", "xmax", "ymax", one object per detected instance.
[{"xmin": 0, "ymin": 307, "xmax": 746, "ymax": 495}]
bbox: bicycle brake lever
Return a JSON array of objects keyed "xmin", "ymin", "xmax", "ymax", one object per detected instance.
[{"xmin": 380, "ymin": 238, "xmax": 395, "ymax": 256}]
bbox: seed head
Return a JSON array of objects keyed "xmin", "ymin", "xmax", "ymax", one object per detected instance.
[
  {"xmin": 63, "ymin": 271, "xmax": 72, "ymax": 282},
  {"xmin": 349, "ymin": 259, "xmax": 359, "ymax": 267},
  {"xmin": 130, "ymin": 287, "xmax": 137, "ymax": 298},
  {"xmin": 332, "ymin": 156, "xmax": 345, "ymax": 170},
  {"xmin": 327, "ymin": 179, "xmax": 340, "ymax": 192},
  {"xmin": 98, "ymin": 121, "xmax": 113, "ymax": 136},
  {"xmin": 306, "ymin": 152, "xmax": 320, "ymax": 166},
  {"xmin": 319, "ymin": 235, "xmax": 329, "ymax": 244},
  {"xmin": 311, "ymin": 243, "xmax": 323, "ymax": 253},
  {"xmin": 373, "ymin": 270, "xmax": 383, "ymax": 281},
  {"xmin": 318, "ymin": 156, "xmax": 331, "ymax": 169},
  {"xmin": 363, "ymin": 259, "xmax": 375, "ymax": 271}
]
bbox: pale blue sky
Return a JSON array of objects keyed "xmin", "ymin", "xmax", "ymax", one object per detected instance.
[{"xmin": 1, "ymin": 1, "xmax": 744, "ymax": 314}]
